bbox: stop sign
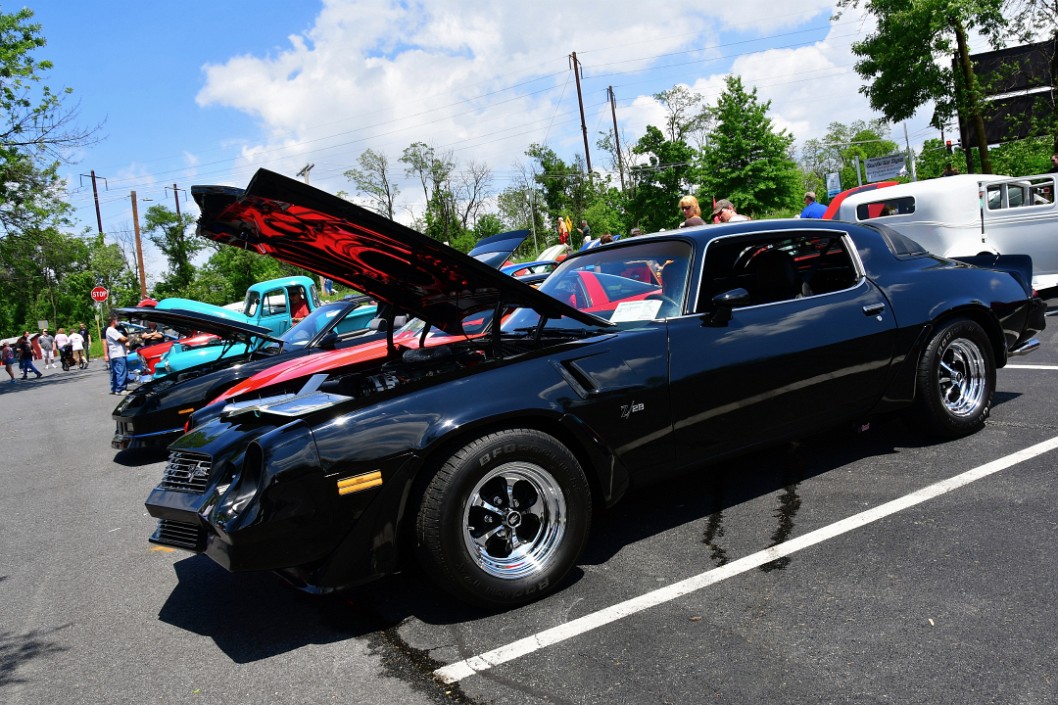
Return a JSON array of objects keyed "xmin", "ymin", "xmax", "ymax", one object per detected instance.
[{"xmin": 90, "ymin": 286, "xmax": 109, "ymax": 303}]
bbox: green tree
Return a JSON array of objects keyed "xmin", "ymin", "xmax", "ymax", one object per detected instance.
[
  {"xmin": 496, "ymin": 166, "xmax": 550, "ymax": 256},
  {"xmin": 801, "ymin": 120, "xmax": 899, "ymax": 199},
  {"xmin": 400, "ymin": 142, "xmax": 460, "ymax": 242},
  {"xmin": 525, "ymin": 144, "xmax": 594, "ymax": 239},
  {"xmin": 627, "ymin": 125, "xmax": 695, "ymax": 232},
  {"xmin": 0, "ymin": 8, "xmax": 96, "ymax": 237},
  {"xmin": 142, "ymin": 205, "xmax": 204, "ymax": 296},
  {"xmin": 836, "ymin": 0, "xmax": 1008, "ymax": 174},
  {"xmin": 185, "ymin": 246, "xmax": 285, "ymax": 305},
  {"xmin": 980, "ymin": 134, "xmax": 1053, "ymax": 175},
  {"xmin": 652, "ymin": 85, "xmax": 705, "ymax": 143},
  {"xmin": 699, "ymin": 75, "xmax": 800, "ymax": 216},
  {"xmin": 345, "ymin": 148, "xmax": 399, "ymax": 219}
]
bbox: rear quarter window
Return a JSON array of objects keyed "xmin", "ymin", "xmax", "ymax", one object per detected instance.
[
  {"xmin": 855, "ymin": 196, "xmax": 916, "ymax": 220},
  {"xmin": 869, "ymin": 223, "xmax": 930, "ymax": 259}
]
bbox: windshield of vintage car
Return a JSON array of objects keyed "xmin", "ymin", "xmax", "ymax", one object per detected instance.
[
  {"xmin": 502, "ymin": 240, "xmax": 692, "ymax": 332},
  {"xmin": 271, "ymin": 302, "xmax": 355, "ymax": 350}
]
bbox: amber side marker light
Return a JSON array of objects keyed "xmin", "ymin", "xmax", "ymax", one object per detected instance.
[{"xmin": 337, "ymin": 471, "xmax": 383, "ymax": 495}]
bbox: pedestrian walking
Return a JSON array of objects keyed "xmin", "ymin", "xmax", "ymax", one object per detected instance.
[
  {"xmin": 69, "ymin": 328, "xmax": 86, "ymax": 369},
  {"xmin": 38, "ymin": 328, "xmax": 55, "ymax": 369},
  {"xmin": 800, "ymin": 192, "xmax": 827, "ymax": 219},
  {"xmin": 2, "ymin": 342, "xmax": 15, "ymax": 383},
  {"xmin": 105, "ymin": 314, "xmax": 130, "ymax": 394},
  {"xmin": 77, "ymin": 323, "xmax": 92, "ymax": 364},
  {"xmin": 16, "ymin": 332, "xmax": 42, "ymax": 380}
]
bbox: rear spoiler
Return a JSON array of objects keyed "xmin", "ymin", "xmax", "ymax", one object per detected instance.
[{"xmin": 953, "ymin": 254, "xmax": 1034, "ymax": 296}]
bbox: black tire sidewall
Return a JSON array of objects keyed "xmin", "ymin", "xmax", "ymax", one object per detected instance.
[
  {"xmin": 418, "ymin": 429, "xmax": 591, "ymax": 608},
  {"xmin": 914, "ymin": 318, "xmax": 995, "ymax": 438}
]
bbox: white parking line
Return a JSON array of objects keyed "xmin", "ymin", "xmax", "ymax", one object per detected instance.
[
  {"xmin": 1005, "ymin": 364, "xmax": 1058, "ymax": 370},
  {"xmin": 433, "ymin": 435, "xmax": 1058, "ymax": 685}
]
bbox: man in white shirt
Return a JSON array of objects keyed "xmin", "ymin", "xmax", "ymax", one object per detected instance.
[
  {"xmin": 54, "ymin": 328, "xmax": 71, "ymax": 369},
  {"xmin": 712, "ymin": 198, "xmax": 751, "ymax": 223},
  {"xmin": 69, "ymin": 329, "xmax": 85, "ymax": 369},
  {"xmin": 105, "ymin": 315, "xmax": 129, "ymax": 394}
]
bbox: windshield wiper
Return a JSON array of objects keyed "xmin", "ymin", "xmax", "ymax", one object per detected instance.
[{"xmin": 509, "ymin": 326, "xmax": 601, "ymax": 339}]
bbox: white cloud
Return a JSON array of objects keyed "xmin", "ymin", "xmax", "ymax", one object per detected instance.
[{"xmin": 190, "ymin": 0, "xmax": 931, "ymax": 222}]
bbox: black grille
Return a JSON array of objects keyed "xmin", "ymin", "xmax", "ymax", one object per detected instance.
[
  {"xmin": 151, "ymin": 519, "xmax": 206, "ymax": 551},
  {"xmin": 161, "ymin": 451, "xmax": 212, "ymax": 493}
]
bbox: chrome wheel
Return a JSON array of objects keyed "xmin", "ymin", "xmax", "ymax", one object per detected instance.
[
  {"xmin": 912, "ymin": 318, "xmax": 995, "ymax": 439},
  {"xmin": 417, "ymin": 428, "xmax": 591, "ymax": 607},
  {"xmin": 936, "ymin": 337, "xmax": 988, "ymax": 417},
  {"xmin": 461, "ymin": 461, "xmax": 567, "ymax": 580}
]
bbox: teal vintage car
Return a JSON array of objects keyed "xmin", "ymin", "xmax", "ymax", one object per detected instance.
[{"xmin": 152, "ymin": 275, "xmax": 343, "ymax": 378}]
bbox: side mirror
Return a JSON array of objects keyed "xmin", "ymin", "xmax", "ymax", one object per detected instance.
[
  {"xmin": 706, "ymin": 288, "xmax": 750, "ymax": 326},
  {"xmin": 320, "ymin": 331, "xmax": 340, "ymax": 350}
]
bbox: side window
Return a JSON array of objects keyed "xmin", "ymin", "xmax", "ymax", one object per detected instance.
[
  {"xmin": 697, "ymin": 232, "xmax": 859, "ymax": 311},
  {"xmin": 1031, "ymin": 182, "xmax": 1054, "ymax": 204},
  {"xmin": 243, "ymin": 291, "xmax": 260, "ymax": 317},
  {"xmin": 261, "ymin": 288, "xmax": 286, "ymax": 316},
  {"xmin": 990, "ymin": 178, "xmax": 1055, "ymax": 209},
  {"xmin": 855, "ymin": 196, "xmax": 915, "ymax": 220}
]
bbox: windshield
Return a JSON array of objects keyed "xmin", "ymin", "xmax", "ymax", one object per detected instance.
[
  {"xmin": 502, "ymin": 239, "xmax": 693, "ymax": 332},
  {"xmin": 274, "ymin": 302, "xmax": 358, "ymax": 349}
]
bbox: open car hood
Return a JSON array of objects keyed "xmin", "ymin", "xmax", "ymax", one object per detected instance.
[
  {"xmin": 468, "ymin": 229, "xmax": 530, "ymax": 268},
  {"xmin": 113, "ymin": 307, "xmax": 281, "ymax": 345},
  {"xmin": 191, "ymin": 170, "xmax": 604, "ymax": 334}
]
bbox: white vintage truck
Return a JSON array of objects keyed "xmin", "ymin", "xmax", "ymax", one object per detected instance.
[{"xmin": 834, "ymin": 172, "xmax": 1058, "ymax": 290}]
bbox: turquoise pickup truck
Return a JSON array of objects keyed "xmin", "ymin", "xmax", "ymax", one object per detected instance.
[{"xmin": 152, "ymin": 275, "xmax": 336, "ymax": 378}]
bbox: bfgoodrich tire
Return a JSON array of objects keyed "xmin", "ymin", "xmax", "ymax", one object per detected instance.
[
  {"xmin": 912, "ymin": 318, "xmax": 995, "ymax": 439},
  {"xmin": 416, "ymin": 429, "xmax": 591, "ymax": 609}
]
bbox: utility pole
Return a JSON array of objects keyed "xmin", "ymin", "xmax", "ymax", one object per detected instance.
[
  {"xmin": 79, "ymin": 171, "xmax": 108, "ymax": 235},
  {"xmin": 607, "ymin": 86, "xmax": 625, "ymax": 191},
  {"xmin": 131, "ymin": 191, "xmax": 148, "ymax": 298},
  {"xmin": 165, "ymin": 184, "xmax": 185, "ymax": 218},
  {"xmin": 569, "ymin": 52, "xmax": 592, "ymax": 174}
]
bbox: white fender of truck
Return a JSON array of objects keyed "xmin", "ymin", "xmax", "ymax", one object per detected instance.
[{"xmin": 942, "ymin": 237, "xmax": 998, "ymax": 259}]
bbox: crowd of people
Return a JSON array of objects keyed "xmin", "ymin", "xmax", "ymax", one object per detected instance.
[
  {"xmin": 554, "ymin": 190, "xmax": 830, "ymax": 253},
  {"xmin": 2, "ymin": 323, "xmax": 94, "ymax": 384}
]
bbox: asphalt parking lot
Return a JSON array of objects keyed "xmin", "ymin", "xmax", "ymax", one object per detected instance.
[{"xmin": 2, "ymin": 293, "xmax": 1056, "ymax": 705}]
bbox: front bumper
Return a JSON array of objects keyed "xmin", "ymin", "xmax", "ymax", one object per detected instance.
[{"xmin": 112, "ymin": 420, "xmax": 183, "ymax": 449}]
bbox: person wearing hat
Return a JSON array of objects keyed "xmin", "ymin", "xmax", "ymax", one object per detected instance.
[
  {"xmin": 712, "ymin": 199, "xmax": 750, "ymax": 223},
  {"xmin": 800, "ymin": 191, "xmax": 826, "ymax": 219},
  {"xmin": 38, "ymin": 328, "xmax": 55, "ymax": 369}
]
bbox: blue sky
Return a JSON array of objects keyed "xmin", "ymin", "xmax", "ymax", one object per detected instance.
[{"xmin": 25, "ymin": 1, "xmax": 961, "ymax": 287}]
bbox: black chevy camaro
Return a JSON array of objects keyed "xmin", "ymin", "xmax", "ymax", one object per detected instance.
[{"xmin": 146, "ymin": 169, "xmax": 1045, "ymax": 609}]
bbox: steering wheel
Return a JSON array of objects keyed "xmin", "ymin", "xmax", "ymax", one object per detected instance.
[{"xmin": 733, "ymin": 244, "xmax": 771, "ymax": 271}]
